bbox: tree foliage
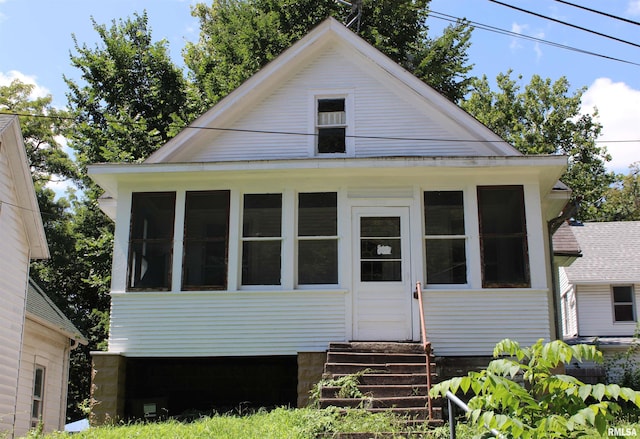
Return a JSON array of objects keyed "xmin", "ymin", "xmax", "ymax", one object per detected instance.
[
  {"xmin": 594, "ymin": 162, "xmax": 640, "ymax": 221},
  {"xmin": 0, "ymin": 80, "xmax": 77, "ymax": 184},
  {"xmin": 431, "ymin": 339, "xmax": 640, "ymax": 438},
  {"xmin": 461, "ymin": 72, "xmax": 615, "ymax": 220},
  {"xmin": 65, "ymin": 11, "xmax": 191, "ymax": 176},
  {"xmin": 184, "ymin": 0, "xmax": 474, "ymax": 109}
]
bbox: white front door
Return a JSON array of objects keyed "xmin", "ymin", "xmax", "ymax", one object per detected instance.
[{"xmin": 352, "ymin": 207, "xmax": 413, "ymax": 341}]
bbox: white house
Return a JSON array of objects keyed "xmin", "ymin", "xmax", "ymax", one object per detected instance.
[
  {"xmin": 0, "ymin": 115, "xmax": 87, "ymax": 437},
  {"xmin": 559, "ymin": 221, "xmax": 640, "ymax": 344},
  {"xmin": 88, "ymin": 18, "xmax": 570, "ymax": 422}
]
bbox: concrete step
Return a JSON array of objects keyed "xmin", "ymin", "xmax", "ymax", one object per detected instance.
[
  {"xmin": 324, "ymin": 362, "xmax": 428, "ymax": 375},
  {"xmin": 318, "ymin": 395, "xmax": 428, "ymax": 409},
  {"xmin": 329, "ymin": 342, "xmax": 428, "ymax": 355},
  {"xmin": 327, "ymin": 373, "xmax": 430, "ymax": 386},
  {"xmin": 321, "ymin": 384, "xmax": 429, "ymax": 398},
  {"xmin": 327, "ymin": 351, "xmax": 427, "ymax": 365}
]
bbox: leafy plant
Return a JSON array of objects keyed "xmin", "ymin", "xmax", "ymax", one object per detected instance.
[
  {"xmin": 430, "ymin": 338, "xmax": 640, "ymax": 438},
  {"xmin": 309, "ymin": 368, "xmax": 379, "ymax": 406}
]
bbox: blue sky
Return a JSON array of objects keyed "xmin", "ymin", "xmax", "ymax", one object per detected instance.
[{"xmin": 1, "ymin": 0, "xmax": 638, "ymax": 174}]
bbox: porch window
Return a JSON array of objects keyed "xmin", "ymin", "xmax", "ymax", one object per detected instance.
[
  {"xmin": 424, "ymin": 191, "xmax": 467, "ymax": 284},
  {"xmin": 317, "ymin": 98, "xmax": 346, "ymax": 154},
  {"xmin": 242, "ymin": 194, "xmax": 282, "ymax": 285},
  {"xmin": 31, "ymin": 365, "xmax": 45, "ymax": 428},
  {"xmin": 128, "ymin": 192, "xmax": 176, "ymax": 290},
  {"xmin": 477, "ymin": 186, "xmax": 530, "ymax": 288},
  {"xmin": 613, "ymin": 286, "xmax": 635, "ymax": 322},
  {"xmin": 298, "ymin": 192, "xmax": 338, "ymax": 285},
  {"xmin": 182, "ymin": 191, "xmax": 230, "ymax": 290}
]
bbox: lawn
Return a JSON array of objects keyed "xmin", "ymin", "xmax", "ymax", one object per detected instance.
[{"xmin": 33, "ymin": 408, "xmax": 640, "ymax": 439}]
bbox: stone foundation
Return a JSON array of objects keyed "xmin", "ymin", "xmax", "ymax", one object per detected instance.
[
  {"xmin": 297, "ymin": 352, "xmax": 327, "ymax": 407},
  {"xmin": 91, "ymin": 352, "xmax": 126, "ymax": 425}
]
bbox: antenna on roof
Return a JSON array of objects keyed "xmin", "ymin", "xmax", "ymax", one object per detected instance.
[{"xmin": 335, "ymin": 0, "xmax": 363, "ymax": 32}]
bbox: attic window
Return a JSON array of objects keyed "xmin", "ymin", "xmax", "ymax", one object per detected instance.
[{"xmin": 317, "ymin": 98, "xmax": 346, "ymax": 154}]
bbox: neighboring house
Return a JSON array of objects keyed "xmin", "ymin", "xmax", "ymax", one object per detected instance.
[
  {"xmin": 88, "ymin": 18, "xmax": 571, "ymax": 422},
  {"xmin": 559, "ymin": 221, "xmax": 640, "ymax": 352},
  {"xmin": 0, "ymin": 115, "xmax": 86, "ymax": 437}
]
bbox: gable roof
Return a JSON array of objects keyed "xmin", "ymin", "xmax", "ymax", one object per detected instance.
[
  {"xmin": 0, "ymin": 115, "xmax": 49, "ymax": 259},
  {"xmin": 26, "ymin": 278, "xmax": 87, "ymax": 344},
  {"xmin": 563, "ymin": 221, "xmax": 640, "ymax": 284},
  {"xmin": 145, "ymin": 17, "xmax": 522, "ymax": 164}
]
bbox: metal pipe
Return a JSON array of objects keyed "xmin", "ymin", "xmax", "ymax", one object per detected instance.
[{"xmin": 416, "ymin": 281, "xmax": 433, "ymax": 420}]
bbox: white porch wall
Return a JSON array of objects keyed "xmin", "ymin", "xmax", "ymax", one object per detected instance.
[
  {"xmin": 107, "ymin": 172, "xmax": 556, "ymax": 357},
  {"xmin": 576, "ymin": 283, "xmax": 640, "ymax": 337}
]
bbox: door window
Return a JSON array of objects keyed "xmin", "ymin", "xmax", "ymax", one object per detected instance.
[{"xmin": 359, "ymin": 217, "xmax": 402, "ymax": 282}]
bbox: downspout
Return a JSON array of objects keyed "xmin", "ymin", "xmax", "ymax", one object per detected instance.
[{"xmin": 547, "ymin": 200, "xmax": 580, "ymax": 341}]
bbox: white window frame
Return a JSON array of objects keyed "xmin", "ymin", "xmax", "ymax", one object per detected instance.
[
  {"xmin": 612, "ymin": 285, "xmax": 636, "ymax": 323},
  {"xmin": 308, "ymin": 90, "xmax": 354, "ymax": 157}
]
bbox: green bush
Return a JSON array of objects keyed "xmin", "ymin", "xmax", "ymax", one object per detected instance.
[{"xmin": 430, "ymin": 339, "xmax": 640, "ymax": 438}]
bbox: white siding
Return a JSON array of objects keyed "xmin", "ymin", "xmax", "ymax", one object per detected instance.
[
  {"xmin": 14, "ymin": 319, "xmax": 70, "ymax": 437},
  {"xmin": 558, "ymin": 268, "xmax": 578, "ymax": 338},
  {"xmin": 0, "ymin": 145, "xmax": 30, "ymax": 435},
  {"xmin": 186, "ymin": 45, "xmax": 497, "ymax": 163},
  {"xmin": 423, "ymin": 290, "xmax": 551, "ymax": 356},
  {"xmin": 576, "ymin": 284, "xmax": 640, "ymax": 337},
  {"xmin": 109, "ymin": 291, "xmax": 347, "ymax": 356}
]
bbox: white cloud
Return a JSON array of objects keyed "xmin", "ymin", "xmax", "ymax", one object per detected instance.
[
  {"xmin": 627, "ymin": 0, "xmax": 640, "ymax": 16},
  {"xmin": 581, "ymin": 78, "xmax": 640, "ymax": 173},
  {"xmin": 0, "ymin": 70, "xmax": 51, "ymax": 99},
  {"xmin": 510, "ymin": 22, "xmax": 527, "ymax": 50}
]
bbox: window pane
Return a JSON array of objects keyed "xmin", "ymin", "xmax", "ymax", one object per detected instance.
[
  {"xmin": 361, "ymin": 261, "xmax": 401, "ymax": 282},
  {"xmin": 130, "ymin": 192, "xmax": 176, "ymax": 239},
  {"xmin": 183, "ymin": 191, "xmax": 229, "ymax": 289},
  {"xmin": 299, "ymin": 240, "xmax": 338, "ymax": 284},
  {"xmin": 298, "ymin": 192, "xmax": 337, "ymax": 236},
  {"xmin": 478, "ymin": 187, "xmax": 526, "ymax": 234},
  {"xmin": 615, "ymin": 304, "xmax": 634, "ymax": 322},
  {"xmin": 361, "ymin": 217, "xmax": 400, "ymax": 237},
  {"xmin": 361, "ymin": 239, "xmax": 401, "ymax": 259},
  {"xmin": 242, "ymin": 241, "xmax": 281, "ymax": 285},
  {"xmin": 243, "ymin": 194, "xmax": 282, "ymax": 237},
  {"xmin": 318, "ymin": 99, "xmax": 345, "ymax": 113},
  {"xmin": 318, "ymin": 128, "xmax": 345, "ymax": 153},
  {"xmin": 481, "ymin": 236, "xmax": 528, "ymax": 286},
  {"xmin": 426, "ymin": 239, "xmax": 467, "ymax": 284},
  {"xmin": 183, "ymin": 241, "xmax": 227, "ymax": 288},
  {"xmin": 129, "ymin": 242, "xmax": 173, "ymax": 289},
  {"xmin": 478, "ymin": 186, "xmax": 529, "ymax": 288},
  {"xmin": 424, "ymin": 191, "xmax": 464, "ymax": 235},
  {"xmin": 32, "ymin": 400, "xmax": 41, "ymax": 419},
  {"xmin": 613, "ymin": 286, "xmax": 633, "ymax": 303},
  {"xmin": 33, "ymin": 368, "xmax": 44, "ymax": 398}
]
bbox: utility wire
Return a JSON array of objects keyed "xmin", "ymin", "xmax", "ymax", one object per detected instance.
[
  {"xmin": 554, "ymin": 0, "xmax": 640, "ymax": 27},
  {"xmin": 429, "ymin": 10, "xmax": 640, "ymax": 67},
  {"xmin": 1, "ymin": 111, "xmax": 638, "ymax": 144},
  {"xmin": 489, "ymin": 0, "xmax": 640, "ymax": 50}
]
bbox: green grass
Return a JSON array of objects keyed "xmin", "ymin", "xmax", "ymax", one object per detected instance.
[{"xmin": 32, "ymin": 408, "xmax": 640, "ymax": 439}]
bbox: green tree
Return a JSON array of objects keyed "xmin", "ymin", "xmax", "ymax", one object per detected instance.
[
  {"xmin": 0, "ymin": 80, "xmax": 77, "ymax": 184},
  {"xmin": 184, "ymin": 0, "xmax": 474, "ymax": 109},
  {"xmin": 431, "ymin": 339, "xmax": 640, "ymax": 438},
  {"xmin": 596, "ymin": 163, "xmax": 640, "ymax": 221},
  {"xmin": 65, "ymin": 11, "xmax": 192, "ymax": 176},
  {"xmin": 461, "ymin": 72, "xmax": 614, "ymax": 220}
]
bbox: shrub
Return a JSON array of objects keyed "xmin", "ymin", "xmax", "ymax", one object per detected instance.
[{"xmin": 430, "ymin": 339, "xmax": 640, "ymax": 438}]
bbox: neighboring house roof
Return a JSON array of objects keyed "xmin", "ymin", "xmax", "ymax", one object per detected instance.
[
  {"xmin": 0, "ymin": 114, "xmax": 49, "ymax": 259},
  {"xmin": 26, "ymin": 278, "xmax": 87, "ymax": 344},
  {"xmin": 553, "ymin": 221, "xmax": 582, "ymax": 257},
  {"xmin": 562, "ymin": 221, "xmax": 640, "ymax": 284}
]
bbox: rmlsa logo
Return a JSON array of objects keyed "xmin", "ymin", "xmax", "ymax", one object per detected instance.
[{"xmin": 608, "ymin": 426, "xmax": 637, "ymax": 437}]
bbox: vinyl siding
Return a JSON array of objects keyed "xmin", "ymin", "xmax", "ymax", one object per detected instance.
[
  {"xmin": 14, "ymin": 319, "xmax": 70, "ymax": 437},
  {"xmin": 576, "ymin": 284, "xmax": 640, "ymax": 337},
  {"xmin": 186, "ymin": 45, "xmax": 494, "ymax": 163},
  {"xmin": 423, "ymin": 289, "xmax": 551, "ymax": 356},
  {"xmin": 0, "ymin": 145, "xmax": 30, "ymax": 435},
  {"xmin": 558, "ymin": 268, "xmax": 578, "ymax": 338},
  {"xmin": 109, "ymin": 291, "xmax": 347, "ymax": 356}
]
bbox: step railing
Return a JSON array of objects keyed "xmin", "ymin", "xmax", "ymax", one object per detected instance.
[
  {"xmin": 414, "ymin": 281, "xmax": 433, "ymax": 420},
  {"xmin": 446, "ymin": 391, "xmax": 503, "ymax": 439}
]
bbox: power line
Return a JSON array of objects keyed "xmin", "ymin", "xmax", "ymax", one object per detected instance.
[
  {"xmin": 2, "ymin": 111, "xmax": 638, "ymax": 145},
  {"xmin": 489, "ymin": 0, "xmax": 640, "ymax": 50},
  {"xmin": 429, "ymin": 10, "xmax": 640, "ymax": 67},
  {"xmin": 554, "ymin": 0, "xmax": 640, "ymax": 27}
]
